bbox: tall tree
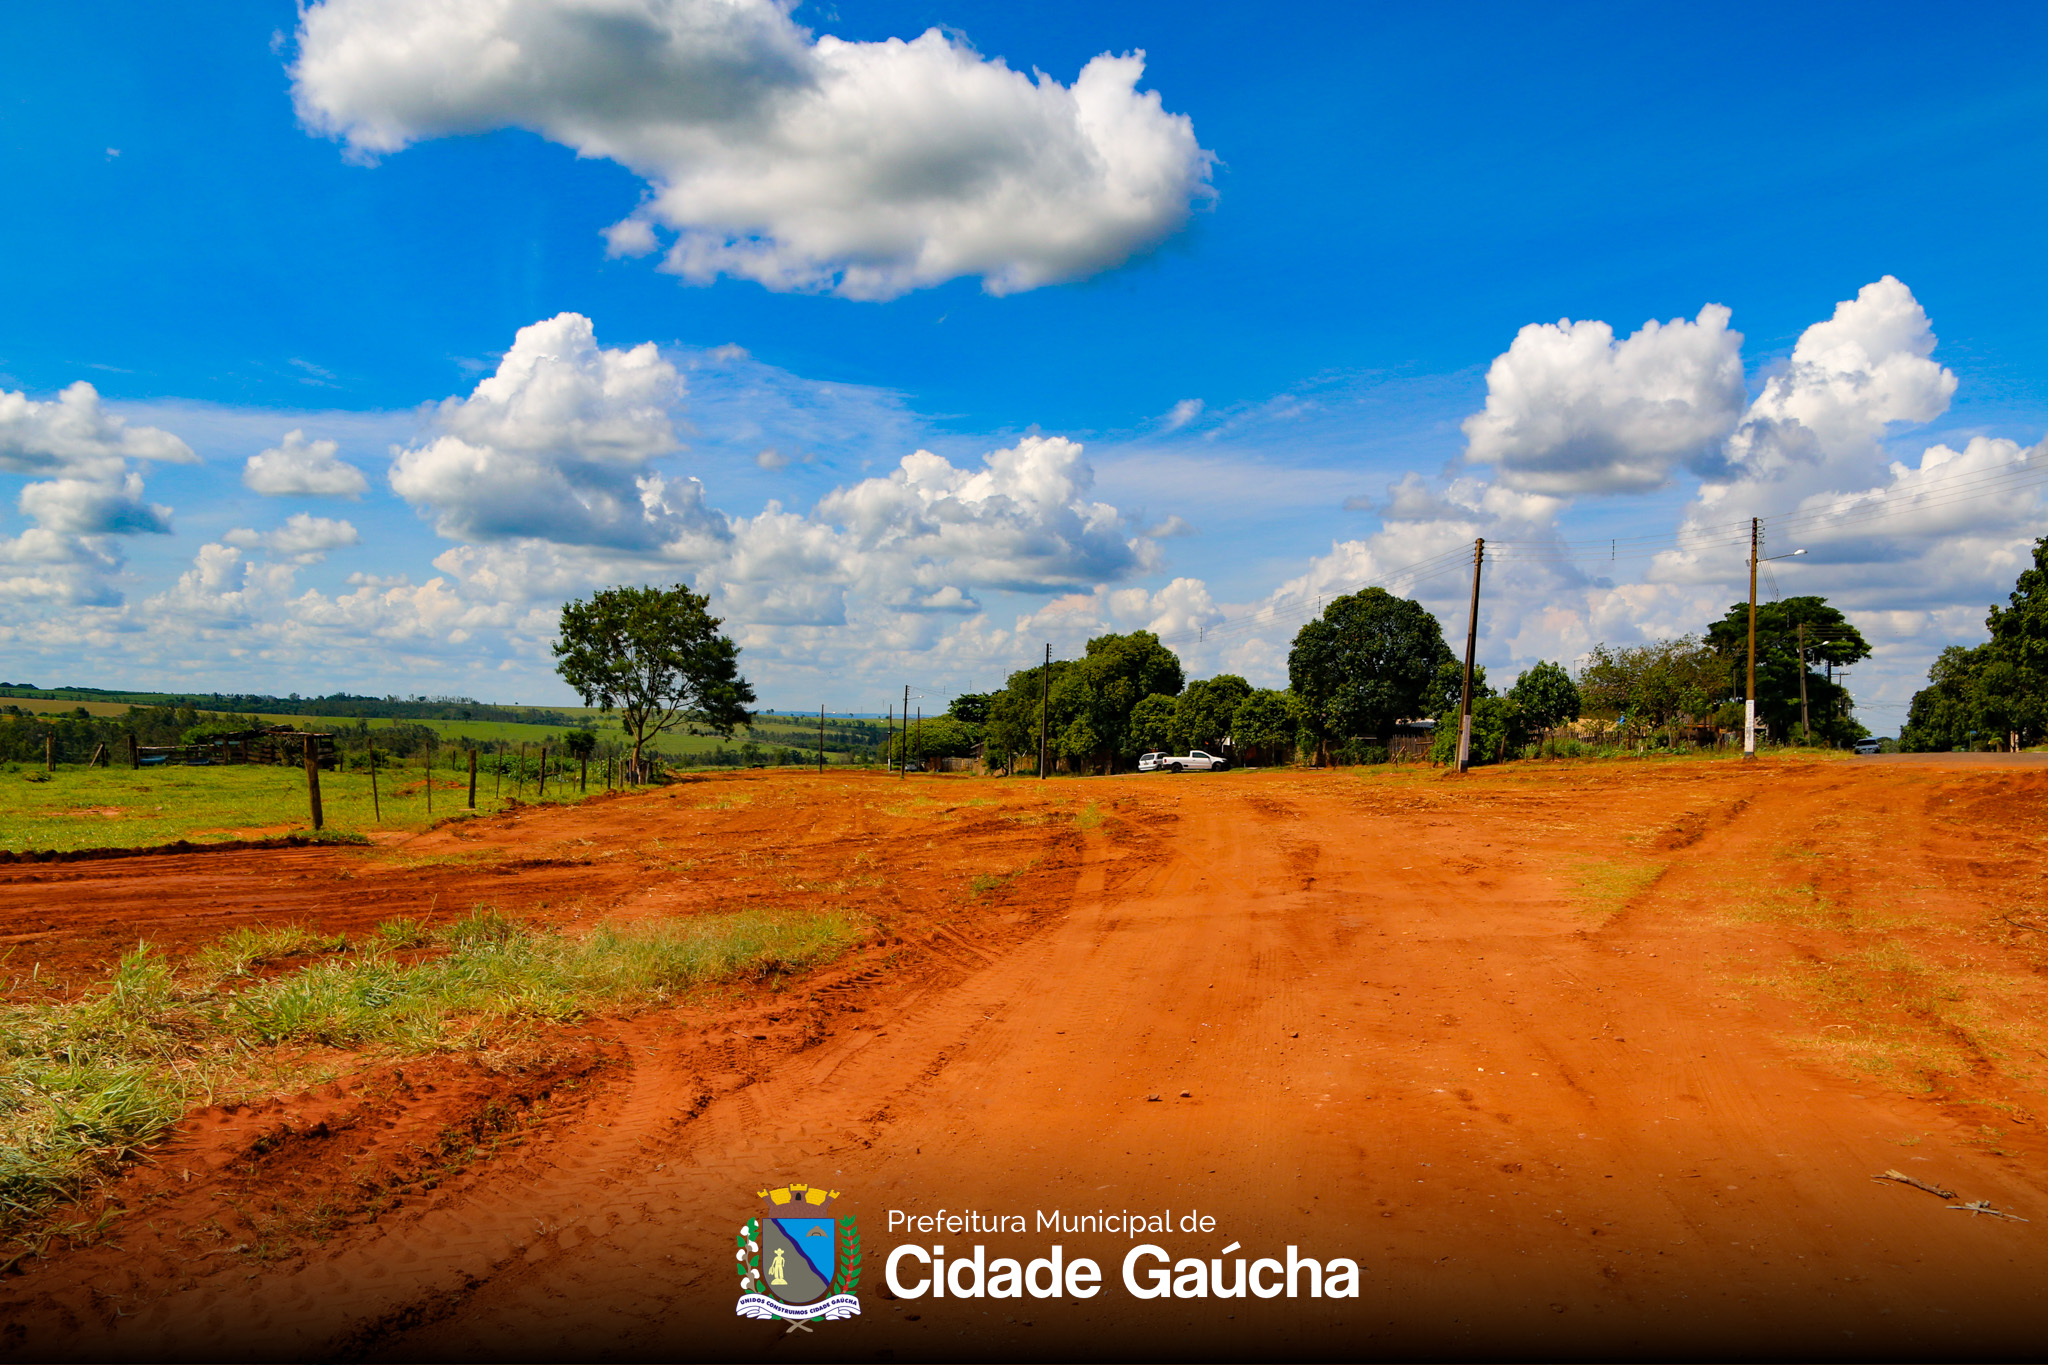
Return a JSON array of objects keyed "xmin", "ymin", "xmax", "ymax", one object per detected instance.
[
  {"xmin": 986, "ymin": 658, "xmax": 1076, "ymax": 772},
  {"xmin": 1172, "ymin": 674, "xmax": 1252, "ymax": 751},
  {"xmin": 947, "ymin": 692, "xmax": 994, "ymax": 726},
  {"xmin": 1703, "ymin": 596, "xmax": 1869, "ymax": 744},
  {"xmin": 1577, "ymin": 637, "xmax": 1728, "ymax": 738},
  {"xmin": 1230, "ymin": 689, "xmax": 1301, "ymax": 766},
  {"xmin": 1064, "ymin": 631, "xmax": 1186, "ymax": 770},
  {"xmin": 552, "ymin": 584, "xmax": 754, "ymax": 779},
  {"xmin": 1130, "ymin": 693, "xmax": 1179, "ymax": 754},
  {"xmin": 1904, "ymin": 538, "xmax": 2048, "ymax": 750},
  {"xmin": 1288, "ymin": 589, "xmax": 1454, "ymax": 760},
  {"xmin": 1508, "ymin": 661, "xmax": 1581, "ymax": 746}
]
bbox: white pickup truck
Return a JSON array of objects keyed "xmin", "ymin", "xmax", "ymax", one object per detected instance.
[{"xmin": 1138, "ymin": 749, "xmax": 1230, "ymax": 773}]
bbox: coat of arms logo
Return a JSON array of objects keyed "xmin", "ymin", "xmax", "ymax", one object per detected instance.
[{"xmin": 735, "ymin": 1183, "xmax": 862, "ymax": 1328}]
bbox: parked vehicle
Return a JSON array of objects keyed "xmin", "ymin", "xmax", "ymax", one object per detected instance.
[
  {"xmin": 1852, "ymin": 738, "xmax": 1882, "ymax": 755},
  {"xmin": 1144, "ymin": 749, "xmax": 1229, "ymax": 773}
]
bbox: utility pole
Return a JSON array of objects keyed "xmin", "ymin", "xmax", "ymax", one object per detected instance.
[
  {"xmin": 901, "ymin": 687, "xmax": 911, "ymax": 779},
  {"xmin": 1456, "ymin": 537, "xmax": 1484, "ymax": 774},
  {"xmin": 915, "ymin": 706, "xmax": 922, "ymax": 774},
  {"xmin": 1745, "ymin": 518, "xmax": 1759, "ymax": 762},
  {"xmin": 819, "ymin": 704, "xmax": 826, "ymax": 776},
  {"xmin": 1039, "ymin": 643, "xmax": 1051, "ymax": 780},
  {"xmin": 1797, "ymin": 621, "xmax": 1810, "ymax": 743},
  {"xmin": 468, "ymin": 748, "xmax": 478, "ymax": 809}
]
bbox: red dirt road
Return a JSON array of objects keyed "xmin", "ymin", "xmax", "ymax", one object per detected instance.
[{"xmin": 5, "ymin": 762, "xmax": 2047, "ymax": 1360}]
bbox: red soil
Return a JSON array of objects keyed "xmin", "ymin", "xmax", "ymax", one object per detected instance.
[{"xmin": 4, "ymin": 761, "xmax": 2047, "ymax": 1360}]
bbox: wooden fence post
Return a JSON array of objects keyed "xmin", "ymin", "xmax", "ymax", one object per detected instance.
[
  {"xmin": 425, "ymin": 747, "xmax": 433, "ymax": 816},
  {"xmin": 580, "ymin": 753, "xmax": 587, "ymax": 793},
  {"xmin": 468, "ymin": 748, "xmax": 477, "ymax": 809},
  {"xmin": 538, "ymin": 744, "xmax": 549, "ymax": 798},
  {"xmin": 302, "ymin": 734, "xmax": 325, "ymax": 831},
  {"xmin": 368, "ymin": 744, "xmax": 381, "ymax": 822},
  {"xmin": 128, "ymin": 733, "xmax": 139, "ymax": 769},
  {"xmin": 88, "ymin": 742, "xmax": 107, "ymax": 768},
  {"xmin": 516, "ymin": 742, "xmax": 527, "ymax": 798},
  {"xmin": 46, "ymin": 733, "xmax": 55, "ymax": 773}
]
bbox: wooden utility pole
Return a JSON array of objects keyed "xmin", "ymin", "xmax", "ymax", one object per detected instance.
[
  {"xmin": 368, "ymin": 745, "xmax": 381, "ymax": 821},
  {"xmin": 1797, "ymin": 621, "xmax": 1810, "ymax": 743},
  {"xmin": 1039, "ymin": 643, "xmax": 1051, "ymax": 780},
  {"xmin": 1456, "ymin": 538, "xmax": 1484, "ymax": 774},
  {"xmin": 1745, "ymin": 517, "xmax": 1760, "ymax": 762},
  {"xmin": 302, "ymin": 734, "xmax": 324, "ymax": 831},
  {"xmin": 468, "ymin": 748, "xmax": 478, "ymax": 809}
]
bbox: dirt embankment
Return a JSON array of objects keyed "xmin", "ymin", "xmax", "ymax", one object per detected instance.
[{"xmin": 5, "ymin": 761, "xmax": 2048, "ymax": 1361}]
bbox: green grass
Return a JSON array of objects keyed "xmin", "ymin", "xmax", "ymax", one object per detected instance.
[
  {"xmin": 0, "ymin": 905, "xmax": 867, "ymax": 1235},
  {"xmin": 0, "ymin": 762, "xmax": 604, "ymax": 854},
  {"xmin": 1569, "ymin": 857, "xmax": 1664, "ymax": 920}
]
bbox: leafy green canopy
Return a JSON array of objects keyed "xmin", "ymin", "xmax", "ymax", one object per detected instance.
[
  {"xmin": 552, "ymin": 584, "xmax": 755, "ymax": 769},
  {"xmin": 1703, "ymin": 596, "xmax": 1870, "ymax": 744},
  {"xmin": 1172, "ymin": 674, "xmax": 1252, "ymax": 751},
  {"xmin": 1287, "ymin": 588, "xmax": 1454, "ymax": 753},
  {"xmin": 1577, "ymin": 636, "xmax": 1729, "ymax": 733},
  {"xmin": 1508, "ymin": 661, "xmax": 1581, "ymax": 733},
  {"xmin": 986, "ymin": 631, "xmax": 1184, "ymax": 770},
  {"xmin": 1229, "ymin": 689, "xmax": 1301, "ymax": 763},
  {"xmin": 947, "ymin": 692, "xmax": 994, "ymax": 726},
  {"xmin": 1904, "ymin": 537, "xmax": 2048, "ymax": 750},
  {"xmin": 889, "ymin": 713, "xmax": 982, "ymax": 761}
]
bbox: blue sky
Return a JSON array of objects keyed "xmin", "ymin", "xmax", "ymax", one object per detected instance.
[{"xmin": 3, "ymin": 0, "xmax": 2045, "ymax": 722}]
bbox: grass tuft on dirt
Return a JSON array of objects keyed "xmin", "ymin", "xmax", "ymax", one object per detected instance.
[{"xmin": 0, "ymin": 907, "xmax": 866, "ymax": 1235}]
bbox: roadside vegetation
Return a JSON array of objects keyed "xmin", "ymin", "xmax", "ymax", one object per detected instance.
[{"xmin": 0, "ymin": 906, "xmax": 866, "ymax": 1236}]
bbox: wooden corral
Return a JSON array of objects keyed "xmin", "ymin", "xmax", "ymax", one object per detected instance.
[{"xmin": 137, "ymin": 727, "xmax": 337, "ymax": 769}]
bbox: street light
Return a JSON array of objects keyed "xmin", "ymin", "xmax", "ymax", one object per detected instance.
[{"xmin": 1745, "ymin": 528, "xmax": 1807, "ymax": 761}]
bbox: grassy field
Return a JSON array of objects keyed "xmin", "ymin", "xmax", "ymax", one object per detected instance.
[
  {"xmin": 0, "ymin": 906, "xmax": 867, "ymax": 1234},
  {"xmin": 0, "ymin": 761, "xmax": 609, "ymax": 853}
]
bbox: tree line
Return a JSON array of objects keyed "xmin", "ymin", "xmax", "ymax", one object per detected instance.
[
  {"xmin": 955, "ymin": 584, "xmax": 1874, "ymax": 772},
  {"xmin": 1901, "ymin": 535, "xmax": 2048, "ymax": 751}
]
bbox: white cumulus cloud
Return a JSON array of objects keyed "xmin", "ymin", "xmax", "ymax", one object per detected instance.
[
  {"xmin": 389, "ymin": 312, "xmax": 728, "ymax": 553},
  {"xmin": 813, "ymin": 436, "xmax": 1155, "ymax": 594},
  {"xmin": 0, "ymin": 381, "xmax": 194, "ymax": 480},
  {"xmin": 1715, "ymin": 275, "xmax": 1957, "ymax": 492},
  {"xmin": 17, "ymin": 472, "xmax": 173, "ymax": 536},
  {"xmin": 244, "ymin": 429, "xmax": 370, "ymax": 497},
  {"xmin": 1462, "ymin": 305, "xmax": 1746, "ymax": 494},
  {"xmin": 223, "ymin": 513, "xmax": 363, "ymax": 563},
  {"xmin": 291, "ymin": 0, "xmax": 1213, "ymax": 300}
]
